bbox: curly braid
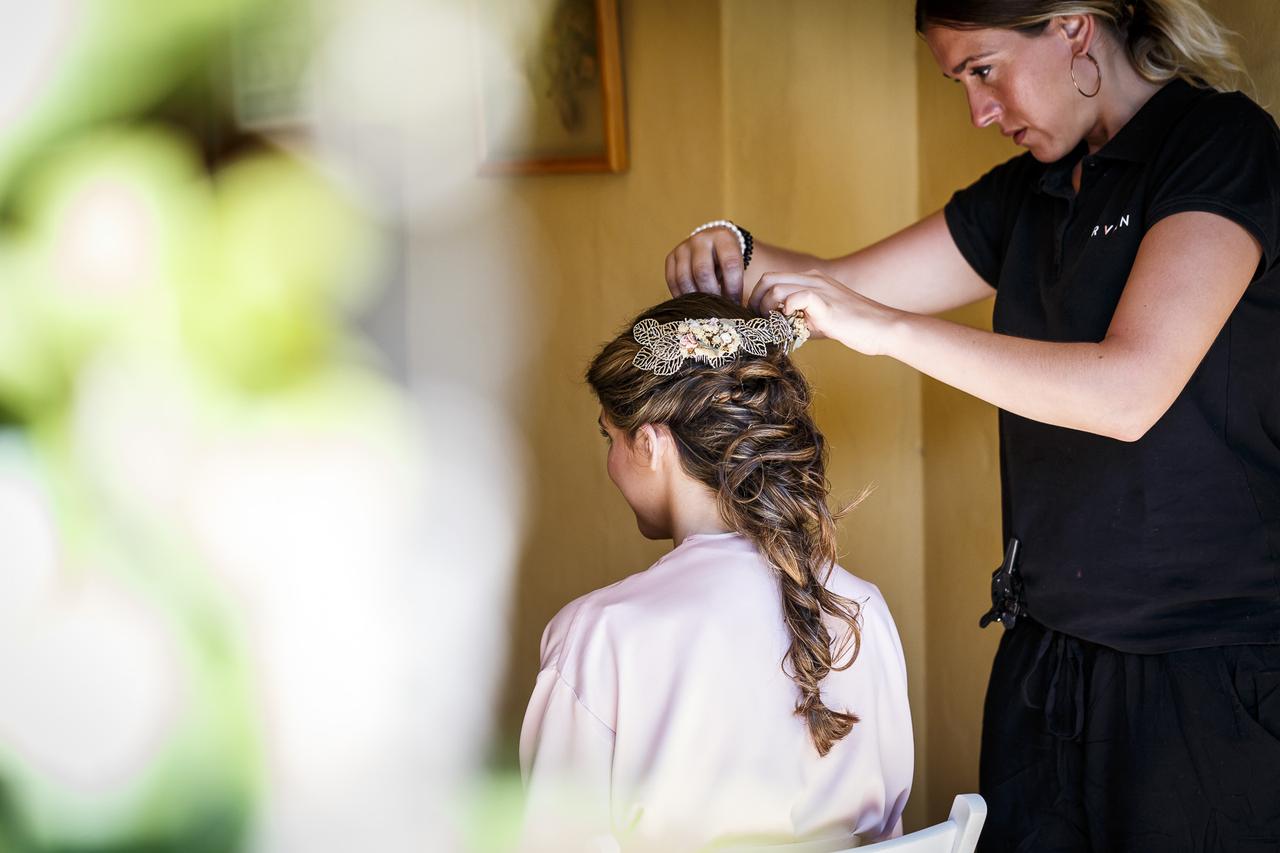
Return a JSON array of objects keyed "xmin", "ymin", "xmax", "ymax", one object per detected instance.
[{"xmin": 586, "ymin": 293, "xmax": 863, "ymax": 756}]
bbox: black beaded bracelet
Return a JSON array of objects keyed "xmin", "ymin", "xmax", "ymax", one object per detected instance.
[{"xmin": 739, "ymin": 224, "xmax": 754, "ymax": 269}]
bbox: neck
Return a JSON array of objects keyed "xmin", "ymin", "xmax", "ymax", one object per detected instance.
[
  {"xmin": 1083, "ymin": 50, "xmax": 1163, "ymax": 153},
  {"xmin": 667, "ymin": 478, "xmax": 732, "ymax": 546}
]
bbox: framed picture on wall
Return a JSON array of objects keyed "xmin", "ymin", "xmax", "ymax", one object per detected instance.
[{"xmin": 474, "ymin": 0, "xmax": 627, "ymax": 175}]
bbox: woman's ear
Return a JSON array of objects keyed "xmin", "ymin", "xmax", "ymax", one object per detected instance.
[
  {"xmin": 1055, "ymin": 14, "xmax": 1096, "ymax": 54},
  {"xmin": 634, "ymin": 424, "xmax": 661, "ymax": 471},
  {"xmin": 634, "ymin": 423, "xmax": 673, "ymax": 473}
]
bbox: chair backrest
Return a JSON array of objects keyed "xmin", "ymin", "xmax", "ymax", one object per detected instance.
[
  {"xmin": 853, "ymin": 795, "xmax": 986, "ymax": 853},
  {"xmin": 720, "ymin": 794, "xmax": 985, "ymax": 853},
  {"xmin": 722, "ymin": 833, "xmax": 861, "ymax": 852}
]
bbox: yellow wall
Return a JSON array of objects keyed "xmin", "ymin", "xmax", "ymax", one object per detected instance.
[{"xmin": 1205, "ymin": 0, "xmax": 1280, "ymax": 108}]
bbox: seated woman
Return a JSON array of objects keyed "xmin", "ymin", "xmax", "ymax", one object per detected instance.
[{"xmin": 519, "ymin": 294, "xmax": 912, "ymax": 851}]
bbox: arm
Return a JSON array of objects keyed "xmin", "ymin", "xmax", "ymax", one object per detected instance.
[
  {"xmin": 519, "ymin": 668, "xmax": 617, "ymax": 849},
  {"xmin": 751, "ymin": 211, "xmax": 1262, "ymax": 441},
  {"xmin": 665, "ymin": 211, "xmax": 993, "ymax": 316},
  {"xmin": 822, "ymin": 211, "xmax": 995, "ymax": 315}
]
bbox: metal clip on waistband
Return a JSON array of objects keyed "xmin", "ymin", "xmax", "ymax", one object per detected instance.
[{"xmin": 979, "ymin": 537, "xmax": 1025, "ymax": 630}]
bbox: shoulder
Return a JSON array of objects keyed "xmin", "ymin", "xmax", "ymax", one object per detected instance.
[
  {"xmin": 1159, "ymin": 88, "xmax": 1280, "ymax": 160},
  {"xmin": 954, "ymin": 150, "xmax": 1043, "ymax": 201},
  {"xmin": 1144, "ymin": 88, "xmax": 1280, "ymax": 257},
  {"xmin": 538, "ymin": 580, "xmax": 623, "ymax": 675},
  {"xmin": 825, "ymin": 568, "xmax": 903, "ymax": 650},
  {"xmin": 821, "ymin": 568, "xmax": 910, "ymax": 697},
  {"xmin": 824, "ymin": 566, "xmax": 887, "ymax": 606},
  {"xmin": 536, "ymin": 550, "xmax": 683, "ymax": 673},
  {"xmin": 946, "ymin": 150, "xmax": 1045, "ymax": 237},
  {"xmin": 1181, "ymin": 88, "xmax": 1277, "ymax": 133}
]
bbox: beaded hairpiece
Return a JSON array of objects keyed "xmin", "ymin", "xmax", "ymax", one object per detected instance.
[{"xmin": 631, "ymin": 311, "xmax": 809, "ymax": 376}]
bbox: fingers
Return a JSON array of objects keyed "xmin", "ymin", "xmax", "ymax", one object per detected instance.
[
  {"xmin": 667, "ymin": 228, "xmax": 747, "ymax": 299},
  {"xmin": 753, "ymin": 271, "xmax": 838, "ymax": 307},
  {"xmin": 747, "ymin": 275, "xmax": 770, "ymax": 314},
  {"xmin": 672, "ymin": 243, "xmax": 696, "ymax": 295},
  {"xmin": 690, "ymin": 237, "xmax": 720, "ymax": 295},
  {"xmin": 712, "ymin": 231, "xmax": 745, "ymax": 304},
  {"xmin": 749, "ymin": 271, "xmax": 793, "ymax": 314},
  {"xmin": 750, "ymin": 270, "xmax": 835, "ymax": 313},
  {"xmin": 750, "ymin": 281, "xmax": 800, "ymax": 316}
]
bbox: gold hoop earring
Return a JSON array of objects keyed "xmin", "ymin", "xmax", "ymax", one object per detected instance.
[{"xmin": 1071, "ymin": 52, "xmax": 1101, "ymax": 98}]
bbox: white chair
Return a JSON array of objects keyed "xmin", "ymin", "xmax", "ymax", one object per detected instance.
[
  {"xmin": 856, "ymin": 794, "xmax": 987, "ymax": 853},
  {"xmin": 721, "ymin": 794, "xmax": 986, "ymax": 853}
]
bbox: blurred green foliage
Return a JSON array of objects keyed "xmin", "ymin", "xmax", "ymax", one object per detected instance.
[{"xmin": 0, "ymin": 2, "xmax": 390, "ymax": 851}]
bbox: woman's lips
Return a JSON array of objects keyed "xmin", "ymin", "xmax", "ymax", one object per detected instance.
[{"xmin": 1013, "ymin": 129, "xmax": 1027, "ymax": 145}]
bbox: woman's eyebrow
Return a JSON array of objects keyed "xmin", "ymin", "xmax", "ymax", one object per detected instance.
[{"xmin": 947, "ymin": 51, "xmax": 996, "ymax": 77}]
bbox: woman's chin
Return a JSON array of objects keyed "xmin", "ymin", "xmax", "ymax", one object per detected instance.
[
  {"xmin": 635, "ymin": 516, "xmax": 670, "ymax": 541},
  {"xmin": 1026, "ymin": 142, "xmax": 1052, "ymax": 162},
  {"xmin": 1027, "ymin": 137, "xmax": 1072, "ymax": 164}
]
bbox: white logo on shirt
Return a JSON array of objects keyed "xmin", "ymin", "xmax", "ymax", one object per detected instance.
[{"xmin": 1091, "ymin": 214, "xmax": 1131, "ymax": 237}]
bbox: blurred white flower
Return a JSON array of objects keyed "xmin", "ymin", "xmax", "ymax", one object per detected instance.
[
  {"xmin": 185, "ymin": 375, "xmax": 443, "ymax": 851},
  {"xmin": 0, "ymin": 566, "xmax": 184, "ymax": 811},
  {"xmin": 53, "ymin": 176, "xmax": 156, "ymax": 297},
  {"xmin": 0, "ymin": 436, "xmax": 59, "ymax": 624},
  {"xmin": 71, "ymin": 354, "xmax": 204, "ymax": 522}
]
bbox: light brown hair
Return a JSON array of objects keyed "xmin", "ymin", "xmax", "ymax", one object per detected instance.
[
  {"xmin": 915, "ymin": 0, "xmax": 1247, "ymax": 93},
  {"xmin": 586, "ymin": 293, "xmax": 863, "ymax": 756}
]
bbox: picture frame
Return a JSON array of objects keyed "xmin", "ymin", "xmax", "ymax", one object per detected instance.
[{"xmin": 474, "ymin": 0, "xmax": 627, "ymax": 175}]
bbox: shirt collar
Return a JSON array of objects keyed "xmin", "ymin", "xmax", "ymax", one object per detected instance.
[
  {"xmin": 1091, "ymin": 78, "xmax": 1206, "ymax": 163},
  {"xmin": 1036, "ymin": 79, "xmax": 1208, "ymax": 196}
]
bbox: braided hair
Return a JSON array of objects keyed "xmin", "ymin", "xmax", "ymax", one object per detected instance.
[{"xmin": 586, "ymin": 293, "xmax": 863, "ymax": 756}]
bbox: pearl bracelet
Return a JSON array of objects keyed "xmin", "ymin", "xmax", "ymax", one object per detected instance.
[
  {"xmin": 696, "ymin": 217, "xmax": 747, "ymax": 253},
  {"xmin": 689, "ymin": 219, "xmax": 746, "ymax": 261}
]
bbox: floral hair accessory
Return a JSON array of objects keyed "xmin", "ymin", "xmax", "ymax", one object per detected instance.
[{"xmin": 632, "ymin": 311, "xmax": 809, "ymax": 376}]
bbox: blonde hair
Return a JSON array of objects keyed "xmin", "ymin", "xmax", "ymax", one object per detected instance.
[
  {"xmin": 587, "ymin": 294, "xmax": 863, "ymax": 756},
  {"xmin": 915, "ymin": 0, "xmax": 1248, "ymax": 93}
]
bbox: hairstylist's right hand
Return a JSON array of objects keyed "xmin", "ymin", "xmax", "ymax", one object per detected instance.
[{"xmin": 665, "ymin": 225, "xmax": 745, "ymax": 304}]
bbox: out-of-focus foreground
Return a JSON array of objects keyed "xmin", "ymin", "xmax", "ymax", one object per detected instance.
[{"xmin": 0, "ymin": 1, "xmax": 529, "ymax": 850}]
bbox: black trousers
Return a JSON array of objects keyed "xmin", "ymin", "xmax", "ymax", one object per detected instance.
[{"xmin": 977, "ymin": 619, "xmax": 1280, "ymax": 853}]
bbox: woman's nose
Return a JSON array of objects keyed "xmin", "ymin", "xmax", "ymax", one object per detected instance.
[{"xmin": 968, "ymin": 91, "xmax": 1001, "ymax": 129}]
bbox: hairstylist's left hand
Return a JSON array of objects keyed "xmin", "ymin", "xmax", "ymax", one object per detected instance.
[{"xmin": 749, "ymin": 270, "xmax": 902, "ymax": 357}]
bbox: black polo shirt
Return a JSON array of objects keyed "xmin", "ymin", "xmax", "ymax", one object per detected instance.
[{"xmin": 945, "ymin": 79, "xmax": 1280, "ymax": 653}]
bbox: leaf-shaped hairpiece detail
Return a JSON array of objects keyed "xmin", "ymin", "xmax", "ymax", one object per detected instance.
[
  {"xmin": 632, "ymin": 319, "xmax": 663, "ymax": 346},
  {"xmin": 738, "ymin": 318, "xmax": 774, "ymax": 356},
  {"xmin": 630, "ymin": 312, "xmax": 805, "ymax": 375},
  {"xmin": 632, "ymin": 349, "xmax": 661, "ymax": 372}
]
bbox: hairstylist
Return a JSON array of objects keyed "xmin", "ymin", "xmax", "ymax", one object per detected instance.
[{"xmin": 665, "ymin": 1, "xmax": 1280, "ymax": 850}]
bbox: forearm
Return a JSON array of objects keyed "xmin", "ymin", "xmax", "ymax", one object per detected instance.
[
  {"xmin": 750, "ymin": 213, "xmax": 993, "ymax": 315},
  {"xmin": 883, "ymin": 313, "xmax": 1159, "ymax": 441}
]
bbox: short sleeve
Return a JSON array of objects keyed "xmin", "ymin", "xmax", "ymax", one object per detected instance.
[
  {"xmin": 1147, "ymin": 93, "xmax": 1280, "ymax": 273},
  {"xmin": 943, "ymin": 152, "xmax": 1039, "ymax": 287}
]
